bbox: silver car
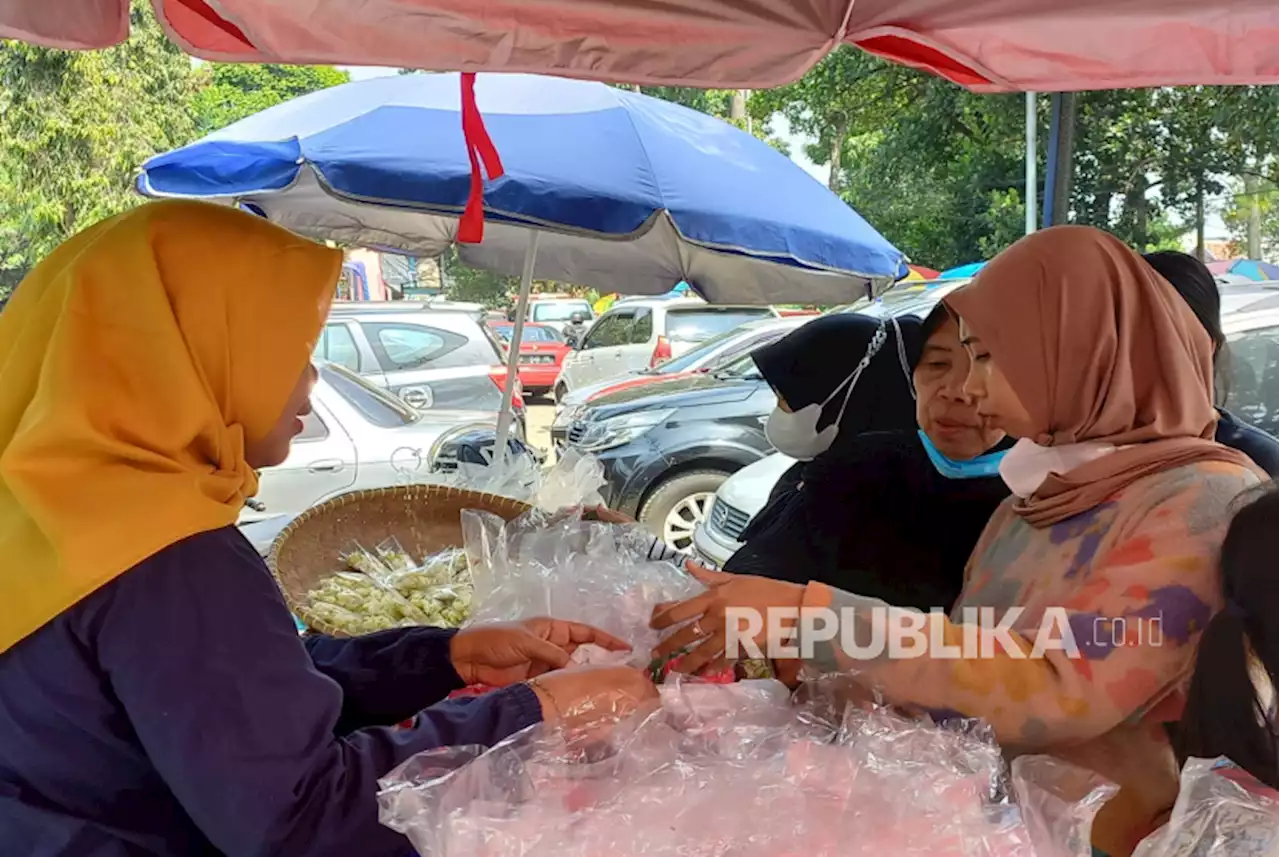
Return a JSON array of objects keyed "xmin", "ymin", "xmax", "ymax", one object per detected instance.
[
  {"xmin": 240, "ymin": 363, "xmax": 511, "ymax": 524},
  {"xmin": 315, "ymin": 302, "xmax": 527, "ymax": 439},
  {"xmin": 555, "ymin": 315, "xmax": 813, "ymax": 417},
  {"xmin": 552, "ymin": 298, "xmax": 778, "ymax": 402}
]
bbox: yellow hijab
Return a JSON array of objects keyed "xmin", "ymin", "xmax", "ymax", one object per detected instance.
[{"xmin": 0, "ymin": 200, "xmax": 341, "ymax": 653}]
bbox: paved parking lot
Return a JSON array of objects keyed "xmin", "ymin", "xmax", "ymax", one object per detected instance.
[{"xmin": 525, "ymin": 396, "xmax": 556, "ymax": 460}]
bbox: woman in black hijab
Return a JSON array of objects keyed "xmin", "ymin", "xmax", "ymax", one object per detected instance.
[
  {"xmin": 723, "ymin": 305, "xmax": 1012, "ymax": 613},
  {"xmin": 753, "ymin": 311, "xmax": 923, "ymax": 479},
  {"xmin": 1143, "ymin": 251, "xmax": 1278, "ymax": 476}
]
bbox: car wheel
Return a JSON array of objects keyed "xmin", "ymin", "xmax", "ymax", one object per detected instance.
[
  {"xmin": 553, "ymin": 382, "xmax": 568, "ymax": 404},
  {"xmin": 638, "ymin": 470, "xmax": 728, "ymax": 553}
]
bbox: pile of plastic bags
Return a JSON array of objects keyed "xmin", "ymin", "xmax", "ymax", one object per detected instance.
[
  {"xmin": 377, "ymin": 675, "xmax": 1116, "ymax": 857},
  {"xmin": 460, "ymin": 499, "xmax": 703, "ymax": 661},
  {"xmin": 1133, "ymin": 757, "xmax": 1278, "ymax": 856}
]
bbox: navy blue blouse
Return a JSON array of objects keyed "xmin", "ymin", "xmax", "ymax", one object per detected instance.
[{"xmin": 0, "ymin": 527, "xmax": 542, "ymax": 857}]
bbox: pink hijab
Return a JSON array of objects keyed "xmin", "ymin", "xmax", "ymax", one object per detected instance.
[{"xmin": 943, "ymin": 226, "xmax": 1261, "ymax": 527}]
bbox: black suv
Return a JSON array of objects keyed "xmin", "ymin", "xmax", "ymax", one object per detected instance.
[{"xmin": 552, "ymin": 357, "xmax": 774, "ymax": 551}]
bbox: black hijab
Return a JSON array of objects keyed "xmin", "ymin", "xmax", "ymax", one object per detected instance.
[
  {"xmin": 724, "ymin": 310, "xmax": 1010, "ymax": 612},
  {"xmin": 752, "ymin": 312, "xmax": 923, "ymax": 456}
]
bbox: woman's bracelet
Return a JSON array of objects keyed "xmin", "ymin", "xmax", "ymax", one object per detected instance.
[{"xmin": 526, "ymin": 676, "xmax": 560, "ymax": 718}]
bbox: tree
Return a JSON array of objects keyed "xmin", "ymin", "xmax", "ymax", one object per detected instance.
[
  {"xmin": 188, "ymin": 63, "xmax": 349, "ymax": 135},
  {"xmin": 0, "ymin": 0, "xmax": 200, "ymax": 286},
  {"xmin": 1222, "ymin": 177, "xmax": 1280, "ymax": 261},
  {"xmin": 749, "ymin": 48, "xmax": 920, "ymax": 192},
  {"xmin": 439, "ymin": 248, "xmax": 517, "ymax": 309}
]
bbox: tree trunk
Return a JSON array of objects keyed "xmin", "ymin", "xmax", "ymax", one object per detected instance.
[
  {"xmin": 1127, "ymin": 182, "xmax": 1149, "ymax": 249},
  {"xmin": 827, "ymin": 122, "xmax": 847, "ymax": 193},
  {"xmin": 1195, "ymin": 179, "xmax": 1206, "ymax": 261},
  {"xmin": 1245, "ymin": 173, "xmax": 1262, "ymax": 258},
  {"xmin": 730, "ymin": 90, "xmax": 746, "ymax": 120},
  {"xmin": 1049, "ymin": 93, "xmax": 1077, "ymax": 225}
]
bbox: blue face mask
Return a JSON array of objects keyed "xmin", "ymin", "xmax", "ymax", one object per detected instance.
[{"xmin": 917, "ymin": 430, "xmax": 1007, "ymax": 480}]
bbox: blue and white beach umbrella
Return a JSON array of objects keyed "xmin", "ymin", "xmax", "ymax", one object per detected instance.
[{"xmin": 139, "ymin": 72, "xmax": 905, "ymax": 306}]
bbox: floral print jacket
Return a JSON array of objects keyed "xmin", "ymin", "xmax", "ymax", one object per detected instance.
[{"xmin": 798, "ymin": 462, "xmax": 1260, "ymax": 857}]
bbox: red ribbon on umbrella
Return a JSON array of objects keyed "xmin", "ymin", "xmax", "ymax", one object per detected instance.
[{"xmin": 458, "ymin": 72, "xmax": 504, "ymax": 244}]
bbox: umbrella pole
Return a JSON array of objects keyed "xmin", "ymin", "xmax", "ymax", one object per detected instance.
[{"xmin": 493, "ymin": 230, "xmax": 541, "ymax": 466}]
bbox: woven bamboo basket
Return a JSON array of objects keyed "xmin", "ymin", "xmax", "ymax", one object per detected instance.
[{"xmin": 268, "ymin": 484, "xmax": 531, "ymax": 636}]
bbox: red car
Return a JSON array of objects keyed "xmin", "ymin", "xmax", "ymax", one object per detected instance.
[{"xmin": 488, "ymin": 322, "xmax": 572, "ymax": 397}]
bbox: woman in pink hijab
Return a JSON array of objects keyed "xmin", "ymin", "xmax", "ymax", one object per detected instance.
[{"xmin": 651, "ymin": 226, "xmax": 1264, "ymax": 857}]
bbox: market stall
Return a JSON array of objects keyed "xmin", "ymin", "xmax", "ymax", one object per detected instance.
[{"xmin": 1, "ymin": 3, "xmax": 1275, "ymax": 855}]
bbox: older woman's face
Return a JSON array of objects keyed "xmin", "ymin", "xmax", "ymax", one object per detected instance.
[
  {"xmin": 957, "ymin": 318, "xmax": 1038, "ymax": 439},
  {"xmin": 913, "ymin": 315, "xmax": 1005, "ymax": 459}
]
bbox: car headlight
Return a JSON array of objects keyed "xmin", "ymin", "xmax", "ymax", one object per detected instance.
[
  {"xmin": 552, "ymin": 404, "xmax": 584, "ymax": 429},
  {"xmin": 572, "ymin": 409, "xmax": 675, "ymax": 453}
]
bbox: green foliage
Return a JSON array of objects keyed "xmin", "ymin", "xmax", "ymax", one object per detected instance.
[
  {"xmin": 0, "ymin": 3, "xmax": 350, "ymax": 287},
  {"xmin": 188, "ymin": 63, "xmax": 349, "ymax": 135},
  {"xmin": 745, "ymin": 48, "xmax": 1278, "ymax": 269},
  {"xmin": 440, "ymin": 248, "xmax": 517, "ymax": 309},
  {"xmin": 0, "ymin": 1, "xmax": 199, "ymax": 282},
  {"xmin": 1222, "ymin": 178, "xmax": 1280, "ymax": 261}
]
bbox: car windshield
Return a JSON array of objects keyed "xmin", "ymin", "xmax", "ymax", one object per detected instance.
[
  {"xmin": 531, "ymin": 301, "xmax": 592, "ymax": 322},
  {"xmin": 320, "ymin": 364, "xmax": 418, "ymax": 428},
  {"xmin": 665, "ymin": 307, "xmax": 775, "ymax": 343},
  {"xmin": 715, "ymin": 353, "xmax": 763, "ymax": 380},
  {"xmin": 491, "ymin": 323, "xmax": 565, "ymax": 344}
]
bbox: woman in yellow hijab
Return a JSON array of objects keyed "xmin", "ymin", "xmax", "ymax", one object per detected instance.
[{"xmin": 0, "ymin": 201, "xmax": 653, "ymax": 857}]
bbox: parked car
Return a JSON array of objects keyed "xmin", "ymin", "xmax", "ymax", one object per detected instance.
[
  {"xmin": 552, "ymin": 355, "xmax": 776, "ymax": 551},
  {"xmin": 691, "ymin": 452, "xmax": 796, "ymax": 568},
  {"xmin": 518, "ymin": 295, "xmax": 595, "ymax": 326},
  {"xmin": 314, "ymin": 302, "xmax": 527, "ymax": 439},
  {"xmin": 240, "ymin": 363, "xmax": 538, "ymax": 526},
  {"xmin": 552, "ymin": 298, "xmax": 779, "ymax": 402},
  {"xmin": 692, "ymin": 281, "xmax": 1280, "ymax": 568},
  {"xmin": 554, "ymin": 315, "xmax": 812, "ymax": 424},
  {"xmin": 487, "ymin": 321, "xmax": 572, "ymax": 397}
]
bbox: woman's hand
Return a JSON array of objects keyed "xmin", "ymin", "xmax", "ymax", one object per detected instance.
[
  {"xmin": 527, "ymin": 665, "xmax": 658, "ymax": 734},
  {"xmin": 649, "ymin": 561, "xmax": 806, "ymax": 676},
  {"xmin": 450, "ymin": 619, "xmax": 630, "ymax": 687}
]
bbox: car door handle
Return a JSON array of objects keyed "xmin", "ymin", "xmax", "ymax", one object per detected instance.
[{"xmin": 308, "ymin": 459, "xmax": 344, "ymax": 473}]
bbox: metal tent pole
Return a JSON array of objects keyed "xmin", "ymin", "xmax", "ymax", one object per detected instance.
[
  {"xmin": 1025, "ymin": 92, "xmax": 1037, "ymax": 235},
  {"xmin": 493, "ymin": 230, "xmax": 541, "ymax": 466},
  {"xmin": 1042, "ymin": 93, "xmax": 1061, "ymax": 230}
]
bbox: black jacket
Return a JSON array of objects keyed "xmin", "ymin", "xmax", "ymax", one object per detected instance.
[
  {"xmin": 724, "ymin": 431, "xmax": 1010, "ymax": 613},
  {"xmin": 1216, "ymin": 408, "xmax": 1278, "ymax": 478}
]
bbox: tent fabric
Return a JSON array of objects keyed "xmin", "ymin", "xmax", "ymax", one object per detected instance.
[
  {"xmin": 1, "ymin": 0, "xmax": 1275, "ymax": 92},
  {"xmin": 1230, "ymin": 259, "xmax": 1280, "ymax": 281},
  {"xmin": 938, "ymin": 261, "xmax": 987, "ymax": 279}
]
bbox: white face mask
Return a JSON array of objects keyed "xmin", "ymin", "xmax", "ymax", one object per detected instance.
[
  {"xmin": 998, "ymin": 437, "xmax": 1119, "ymax": 498},
  {"xmin": 764, "ymin": 319, "xmax": 913, "ymax": 462}
]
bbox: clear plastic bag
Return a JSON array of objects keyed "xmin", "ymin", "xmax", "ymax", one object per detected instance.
[
  {"xmin": 378, "ymin": 681, "xmax": 1117, "ymax": 857},
  {"xmin": 1132, "ymin": 757, "xmax": 1278, "ymax": 857},
  {"xmin": 409, "ymin": 445, "xmax": 607, "ymax": 509},
  {"xmin": 461, "ymin": 505, "xmax": 704, "ymax": 659}
]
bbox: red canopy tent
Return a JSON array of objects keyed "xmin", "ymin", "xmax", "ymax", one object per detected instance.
[{"xmin": 1, "ymin": 0, "xmax": 1275, "ymax": 92}]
